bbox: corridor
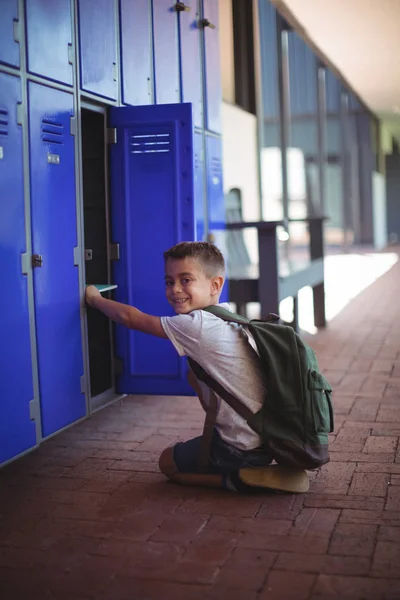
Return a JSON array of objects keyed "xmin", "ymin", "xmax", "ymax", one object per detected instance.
[{"xmin": 1, "ymin": 249, "xmax": 400, "ymax": 600}]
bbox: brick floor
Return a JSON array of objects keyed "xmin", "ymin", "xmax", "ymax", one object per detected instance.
[{"xmin": 1, "ymin": 249, "xmax": 400, "ymax": 599}]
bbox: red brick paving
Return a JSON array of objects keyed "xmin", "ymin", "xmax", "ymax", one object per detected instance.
[{"xmin": 1, "ymin": 250, "xmax": 400, "ymax": 599}]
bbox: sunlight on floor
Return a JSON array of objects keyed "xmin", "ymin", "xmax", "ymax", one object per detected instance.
[{"xmin": 284, "ymin": 251, "xmax": 399, "ymax": 335}]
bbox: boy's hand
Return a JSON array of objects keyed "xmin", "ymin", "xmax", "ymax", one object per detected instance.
[{"xmin": 85, "ymin": 285, "xmax": 101, "ymax": 307}]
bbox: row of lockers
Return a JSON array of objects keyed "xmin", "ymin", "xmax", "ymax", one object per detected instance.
[
  {"xmin": 1, "ymin": 74, "xmax": 84, "ymax": 464},
  {"xmin": 0, "ymin": 0, "xmax": 221, "ymax": 133},
  {"xmin": 0, "ymin": 67, "xmax": 225, "ymax": 465}
]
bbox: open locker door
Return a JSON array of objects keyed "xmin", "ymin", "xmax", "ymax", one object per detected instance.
[{"xmin": 109, "ymin": 103, "xmax": 196, "ymax": 395}]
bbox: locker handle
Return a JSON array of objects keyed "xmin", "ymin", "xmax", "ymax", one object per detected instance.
[
  {"xmin": 201, "ymin": 18, "xmax": 215, "ymax": 29},
  {"xmin": 32, "ymin": 254, "xmax": 43, "ymax": 268},
  {"xmin": 174, "ymin": 2, "xmax": 191, "ymax": 12}
]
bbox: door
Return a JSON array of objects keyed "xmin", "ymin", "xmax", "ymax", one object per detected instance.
[
  {"xmin": 152, "ymin": 0, "xmax": 180, "ymax": 105},
  {"xmin": 78, "ymin": 0, "xmax": 117, "ymax": 100},
  {"xmin": 205, "ymin": 133, "xmax": 228, "ymax": 302},
  {"xmin": 109, "ymin": 103, "xmax": 195, "ymax": 395},
  {"xmin": 25, "ymin": 0, "xmax": 73, "ymax": 86},
  {"xmin": 0, "ymin": 0, "xmax": 20, "ymax": 68},
  {"xmin": 119, "ymin": 0, "xmax": 152, "ymax": 106},
  {"xmin": 194, "ymin": 130, "xmax": 205, "ymax": 241},
  {"xmin": 0, "ymin": 73, "xmax": 36, "ymax": 463},
  {"xmin": 202, "ymin": 0, "xmax": 222, "ymax": 133},
  {"xmin": 28, "ymin": 83, "xmax": 86, "ymax": 437},
  {"xmin": 179, "ymin": 0, "xmax": 203, "ymax": 128}
]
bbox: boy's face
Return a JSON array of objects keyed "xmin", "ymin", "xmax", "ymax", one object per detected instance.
[{"xmin": 164, "ymin": 257, "xmax": 223, "ymax": 314}]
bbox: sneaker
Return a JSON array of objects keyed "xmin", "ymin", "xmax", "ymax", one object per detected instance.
[{"xmin": 239, "ymin": 464, "xmax": 310, "ymax": 493}]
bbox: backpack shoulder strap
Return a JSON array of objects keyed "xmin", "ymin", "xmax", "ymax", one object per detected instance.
[
  {"xmin": 204, "ymin": 305, "xmax": 281, "ymax": 326},
  {"xmin": 187, "ymin": 357, "xmax": 255, "ymax": 425},
  {"xmin": 203, "ymin": 305, "xmax": 250, "ymax": 326}
]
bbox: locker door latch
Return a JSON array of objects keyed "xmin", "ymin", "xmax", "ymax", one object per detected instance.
[
  {"xmin": 32, "ymin": 254, "xmax": 43, "ymax": 268},
  {"xmin": 174, "ymin": 2, "xmax": 191, "ymax": 12},
  {"xmin": 200, "ymin": 18, "xmax": 216, "ymax": 29}
]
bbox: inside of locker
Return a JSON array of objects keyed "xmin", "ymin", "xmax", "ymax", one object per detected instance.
[{"xmin": 82, "ymin": 108, "xmax": 114, "ymax": 400}]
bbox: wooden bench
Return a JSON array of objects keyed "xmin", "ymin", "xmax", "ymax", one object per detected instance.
[{"xmin": 226, "ymin": 217, "xmax": 327, "ymax": 331}]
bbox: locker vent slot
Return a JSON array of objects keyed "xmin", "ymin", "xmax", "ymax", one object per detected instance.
[
  {"xmin": 129, "ymin": 133, "xmax": 170, "ymax": 154},
  {"xmin": 0, "ymin": 109, "xmax": 8, "ymax": 137},
  {"xmin": 41, "ymin": 118, "xmax": 64, "ymax": 145}
]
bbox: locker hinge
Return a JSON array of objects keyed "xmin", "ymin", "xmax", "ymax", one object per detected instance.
[
  {"xmin": 21, "ymin": 253, "xmax": 30, "ymax": 275},
  {"xmin": 13, "ymin": 19, "xmax": 21, "ymax": 43},
  {"xmin": 29, "ymin": 399, "xmax": 39, "ymax": 421},
  {"xmin": 80, "ymin": 375, "xmax": 86, "ymax": 394},
  {"xmin": 70, "ymin": 116, "xmax": 77, "ymax": 137},
  {"xmin": 109, "ymin": 243, "xmax": 120, "ymax": 260},
  {"xmin": 73, "ymin": 246, "xmax": 80, "ymax": 266},
  {"xmin": 16, "ymin": 102, "xmax": 24, "ymax": 126},
  {"xmin": 67, "ymin": 43, "xmax": 74, "ymax": 65},
  {"xmin": 114, "ymin": 357, "xmax": 123, "ymax": 375},
  {"xmin": 107, "ymin": 128, "xmax": 117, "ymax": 144},
  {"xmin": 32, "ymin": 254, "xmax": 43, "ymax": 268}
]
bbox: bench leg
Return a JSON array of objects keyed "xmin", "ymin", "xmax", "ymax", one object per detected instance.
[
  {"xmin": 238, "ymin": 303, "xmax": 247, "ymax": 318},
  {"xmin": 313, "ymin": 283, "xmax": 326, "ymax": 328},
  {"xmin": 292, "ymin": 295, "xmax": 299, "ymax": 332}
]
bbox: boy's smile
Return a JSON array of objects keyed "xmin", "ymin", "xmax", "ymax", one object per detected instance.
[{"xmin": 164, "ymin": 257, "xmax": 223, "ymax": 314}]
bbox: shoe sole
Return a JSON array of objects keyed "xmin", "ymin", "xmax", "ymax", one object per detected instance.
[{"xmin": 239, "ymin": 464, "xmax": 310, "ymax": 493}]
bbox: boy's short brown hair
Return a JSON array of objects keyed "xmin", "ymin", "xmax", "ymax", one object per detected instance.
[{"xmin": 163, "ymin": 241, "xmax": 225, "ymax": 278}]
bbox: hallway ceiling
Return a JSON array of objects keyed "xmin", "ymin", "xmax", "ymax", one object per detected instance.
[{"xmin": 271, "ymin": 0, "xmax": 400, "ymax": 144}]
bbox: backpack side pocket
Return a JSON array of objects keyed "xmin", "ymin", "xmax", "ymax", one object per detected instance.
[{"xmin": 308, "ymin": 370, "xmax": 334, "ymax": 434}]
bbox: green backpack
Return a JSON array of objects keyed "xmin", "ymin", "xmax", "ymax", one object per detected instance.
[{"xmin": 188, "ymin": 305, "xmax": 334, "ymax": 470}]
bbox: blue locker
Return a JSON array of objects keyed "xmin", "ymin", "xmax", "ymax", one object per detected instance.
[
  {"xmin": 0, "ymin": 0, "xmax": 20, "ymax": 68},
  {"xmin": 78, "ymin": 0, "xmax": 117, "ymax": 100},
  {"xmin": 0, "ymin": 74, "xmax": 36, "ymax": 463},
  {"xmin": 206, "ymin": 134, "xmax": 224, "ymax": 228},
  {"xmin": 120, "ymin": 0, "xmax": 152, "ymax": 106},
  {"xmin": 25, "ymin": 0, "xmax": 73, "ymax": 86},
  {"xmin": 152, "ymin": 0, "xmax": 180, "ymax": 105},
  {"xmin": 205, "ymin": 133, "xmax": 227, "ymax": 302},
  {"xmin": 179, "ymin": 0, "xmax": 203, "ymax": 128},
  {"xmin": 202, "ymin": 0, "xmax": 222, "ymax": 133},
  {"xmin": 109, "ymin": 103, "xmax": 195, "ymax": 395},
  {"xmin": 194, "ymin": 130, "xmax": 205, "ymax": 241},
  {"xmin": 28, "ymin": 83, "xmax": 85, "ymax": 437}
]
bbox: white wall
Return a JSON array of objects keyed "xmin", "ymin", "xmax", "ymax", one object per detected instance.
[
  {"xmin": 221, "ymin": 102, "xmax": 260, "ymax": 263},
  {"xmin": 219, "ymin": 0, "xmax": 235, "ymax": 104}
]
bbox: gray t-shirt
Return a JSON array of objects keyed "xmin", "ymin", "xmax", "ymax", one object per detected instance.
[{"xmin": 161, "ymin": 303, "xmax": 266, "ymax": 451}]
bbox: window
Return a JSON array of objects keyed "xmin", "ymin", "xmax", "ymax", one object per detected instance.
[{"xmin": 232, "ymin": 0, "xmax": 256, "ymax": 114}]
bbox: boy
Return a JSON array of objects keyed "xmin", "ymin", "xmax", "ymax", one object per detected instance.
[{"xmin": 85, "ymin": 242, "xmax": 308, "ymax": 493}]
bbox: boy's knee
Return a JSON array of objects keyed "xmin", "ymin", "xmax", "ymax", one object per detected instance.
[{"xmin": 159, "ymin": 446, "xmax": 179, "ymax": 479}]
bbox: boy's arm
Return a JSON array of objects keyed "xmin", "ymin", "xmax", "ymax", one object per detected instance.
[{"xmin": 85, "ymin": 285, "xmax": 167, "ymax": 339}]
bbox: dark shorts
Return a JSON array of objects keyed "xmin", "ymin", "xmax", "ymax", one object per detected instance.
[{"xmin": 173, "ymin": 429, "xmax": 273, "ymax": 475}]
